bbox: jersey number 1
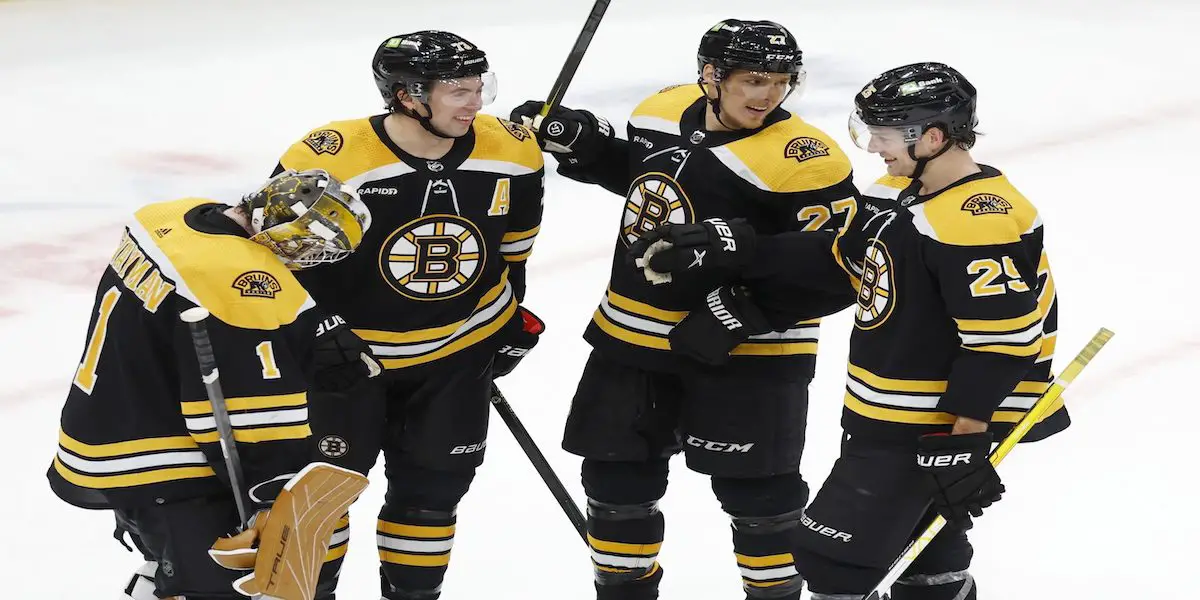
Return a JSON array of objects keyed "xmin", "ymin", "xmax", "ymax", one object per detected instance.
[{"xmin": 73, "ymin": 286, "xmax": 121, "ymax": 394}]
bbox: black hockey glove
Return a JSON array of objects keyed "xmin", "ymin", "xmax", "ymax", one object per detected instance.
[
  {"xmin": 917, "ymin": 432, "xmax": 1005, "ymax": 522},
  {"xmin": 627, "ymin": 218, "xmax": 756, "ymax": 285},
  {"xmin": 669, "ymin": 285, "xmax": 770, "ymax": 366},
  {"xmin": 509, "ymin": 101, "xmax": 614, "ymax": 165},
  {"xmin": 310, "ymin": 315, "xmax": 382, "ymax": 392},
  {"xmin": 492, "ymin": 307, "xmax": 545, "ymax": 378}
]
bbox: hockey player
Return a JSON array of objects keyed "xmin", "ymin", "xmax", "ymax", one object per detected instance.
[
  {"xmin": 48, "ymin": 169, "xmax": 379, "ymax": 600},
  {"xmin": 271, "ymin": 31, "xmax": 546, "ymax": 600},
  {"xmin": 662, "ymin": 63, "xmax": 1067, "ymax": 600},
  {"xmin": 510, "ymin": 19, "xmax": 858, "ymax": 600}
]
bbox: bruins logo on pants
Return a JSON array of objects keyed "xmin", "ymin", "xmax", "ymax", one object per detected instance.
[
  {"xmin": 855, "ymin": 242, "xmax": 896, "ymax": 330},
  {"xmin": 622, "ymin": 172, "xmax": 693, "ymax": 247},
  {"xmin": 379, "ymin": 215, "xmax": 485, "ymax": 301}
]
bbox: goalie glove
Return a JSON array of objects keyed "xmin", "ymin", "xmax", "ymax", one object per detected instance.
[
  {"xmin": 917, "ymin": 432, "xmax": 1005, "ymax": 522},
  {"xmin": 209, "ymin": 463, "xmax": 368, "ymax": 600},
  {"xmin": 626, "ymin": 218, "xmax": 756, "ymax": 285}
]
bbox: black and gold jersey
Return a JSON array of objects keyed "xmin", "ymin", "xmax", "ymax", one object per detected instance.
[
  {"xmin": 831, "ymin": 165, "xmax": 1066, "ymax": 442},
  {"xmin": 275, "ymin": 114, "xmax": 544, "ymax": 371},
  {"xmin": 48, "ymin": 198, "xmax": 322, "ymax": 510},
  {"xmin": 559, "ymin": 84, "xmax": 859, "ymax": 374}
]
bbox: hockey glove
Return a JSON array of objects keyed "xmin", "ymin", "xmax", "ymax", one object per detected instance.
[
  {"xmin": 311, "ymin": 315, "xmax": 382, "ymax": 392},
  {"xmin": 669, "ymin": 286, "xmax": 770, "ymax": 366},
  {"xmin": 492, "ymin": 307, "xmax": 545, "ymax": 378},
  {"xmin": 210, "ymin": 463, "xmax": 368, "ymax": 600},
  {"xmin": 509, "ymin": 101, "xmax": 614, "ymax": 165},
  {"xmin": 627, "ymin": 218, "xmax": 757, "ymax": 285},
  {"xmin": 917, "ymin": 432, "xmax": 1005, "ymax": 522}
]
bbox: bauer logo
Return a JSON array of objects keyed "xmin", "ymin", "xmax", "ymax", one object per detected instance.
[
  {"xmin": 961, "ymin": 193, "xmax": 1012, "ymax": 216},
  {"xmin": 784, "ymin": 137, "xmax": 831, "ymax": 163},
  {"xmin": 686, "ymin": 435, "xmax": 753, "ymax": 453},
  {"xmin": 801, "ymin": 514, "xmax": 853, "ymax": 542},
  {"xmin": 303, "ymin": 129, "xmax": 343, "ymax": 155},
  {"xmin": 232, "ymin": 271, "xmax": 282, "ymax": 298},
  {"xmin": 450, "ymin": 441, "xmax": 486, "ymax": 455}
]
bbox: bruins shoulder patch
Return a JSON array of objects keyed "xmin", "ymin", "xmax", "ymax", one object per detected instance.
[
  {"xmin": 961, "ymin": 193, "xmax": 1012, "ymax": 215},
  {"xmin": 657, "ymin": 83, "xmax": 688, "ymax": 94},
  {"xmin": 303, "ymin": 129, "xmax": 343, "ymax": 155},
  {"xmin": 784, "ymin": 137, "xmax": 831, "ymax": 163},
  {"xmin": 500, "ymin": 118, "xmax": 531, "ymax": 142},
  {"xmin": 232, "ymin": 271, "xmax": 282, "ymax": 298}
]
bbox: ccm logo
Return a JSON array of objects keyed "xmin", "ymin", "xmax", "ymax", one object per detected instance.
[
  {"xmin": 918, "ymin": 452, "xmax": 972, "ymax": 468},
  {"xmin": 686, "ymin": 435, "xmax": 754, "ymax": 453},
  {"xmin": 450, "ymin": 441, "xmax": 487, "ymax": 455}
]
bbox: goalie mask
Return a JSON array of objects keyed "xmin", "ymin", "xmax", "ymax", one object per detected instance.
[{"xmin": 241, "ymin": 169, "xmax": 372, "ymax": 270}]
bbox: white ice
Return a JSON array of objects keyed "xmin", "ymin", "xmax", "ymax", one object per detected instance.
[{"xmin": 1, "ymin": 0, "xmax": 1197, "ymax": 597}]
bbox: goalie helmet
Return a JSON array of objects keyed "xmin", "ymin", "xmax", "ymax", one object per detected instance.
[
  {"xmin": 240, "ymin": 170, "xmax": 372, "ymax": 270},
  {"xmin": 851, "ymin": 62, "xmax": 978, "ymax": 148},
  {"xmin": 697, "ymin": 19, "xmax": 804, "ymax": 82}
]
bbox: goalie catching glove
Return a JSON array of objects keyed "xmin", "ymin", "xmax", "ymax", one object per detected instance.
[
  {"xmin": 209, "ymin": 463, "xmax": 368, "ymax": 600},
  {"xmin": 626, "ymin": 218, "xmax": 756, "ymax": 284}
]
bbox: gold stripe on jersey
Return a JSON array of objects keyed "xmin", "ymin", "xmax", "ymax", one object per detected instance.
[
  {"xmin": 500, "ymin": 225, "xmax": 540, "ymax": 262},
  {"xmin": 462, "ymin": 115, "xmax": 545, "ymax": 174},
  {"xmin": 182, "ymin": 392, "xmax": 310, "ymax": 444},
  {"xmin": 594, "ymin": 289, "xmax": 820, "ymax": 356},
  {"xmin": 907, "ymin": 175, "xmax": 1041, "ymax": 246},
  {"xmin": 53, "ymin": 431, "xmax": 215, "ymax": 489},
  {"xmin": 355, "ymin": 275, "xmax": 517, "ymax": 369},
  {"xmin": 131, "ymin": 198, "xmax": 316, "ymax": 331},
  {"xmin": 715, "ymin": 119, "xmax": 852, "ymax": 194},
  {"xmin": 844, "ymin": 364, "xmax": 1057, "ymax": 425},
  {"xmin": 377, "ymin": 519, "xmax": 455, "ymax": 568},
  {"xmin": 954, "ymin": 308, "xmax": 1044, "ymax": 357}
]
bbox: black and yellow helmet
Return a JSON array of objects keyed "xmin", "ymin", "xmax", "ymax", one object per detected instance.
[{"xmin": 241, "ymin": 169, "xmax": 372, "ymax": 269}]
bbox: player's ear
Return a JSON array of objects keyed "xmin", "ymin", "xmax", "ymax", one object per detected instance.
[{"xmin": 701, "ymin": 64, "xmax": 719, "ymax": 97}]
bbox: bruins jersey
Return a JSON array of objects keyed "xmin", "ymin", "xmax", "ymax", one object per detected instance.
[
  {"xmin": 558, "ymin": 84, "xmax": 859, "ymax": 373},
  {"xmin": 49, "ymin": 198, "xmax": 321, "ymax": 510},
  {"xmin": 275, "ymin": 114, "xmax": 544, "ymax": 371},
  {"xmin": 830, "ymin": 165, "xmax": 1067, "ymax": 442}
]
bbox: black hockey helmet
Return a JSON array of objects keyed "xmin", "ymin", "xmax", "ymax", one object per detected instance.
[
  {"xmin": 372, "ymin": 30, "xmax": 490, "ymax": 109},
  {"xmin": 851, "ymin": 62, "xmax": 978, "ymax": 149},
  {"xmin": 696, "ymin": 19, "xmax": 803, "ymax": 81}
]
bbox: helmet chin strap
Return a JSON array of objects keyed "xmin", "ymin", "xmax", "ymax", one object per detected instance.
[
  {"xmin": 907, "ymin": 138, "xmax": 954, "ymax": 180},
  {"xmin": 399, "ymin": 103, "xmax": 458, "ymax": 139},
  {"xmin": 697, "ymin": 72, "xmax": 737, "ymax": 131}
]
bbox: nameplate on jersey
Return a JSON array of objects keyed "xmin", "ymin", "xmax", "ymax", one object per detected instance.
[
  {"xmin": 379, "ymin": 215, "xmax": 484, "ymax": 301},
  {"xmin": 622, "ymin": 172, "xmax": 694, "ymax": 247}
]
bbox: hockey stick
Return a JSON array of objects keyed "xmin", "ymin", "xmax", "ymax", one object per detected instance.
[
  {"xmin": 863, "ymin": 327, "xmax": 1115, "ymax": 600},
  {"xmin": 532, "ymin": 0, "xmax": 611, "ymax": 125},
  {"xmin": 181, "ymin": 306, "xmax": 251, "ymax": 527},
  {"xmin": 490, "ymin": 383, "xmax": 588, "ymax": 542}
]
